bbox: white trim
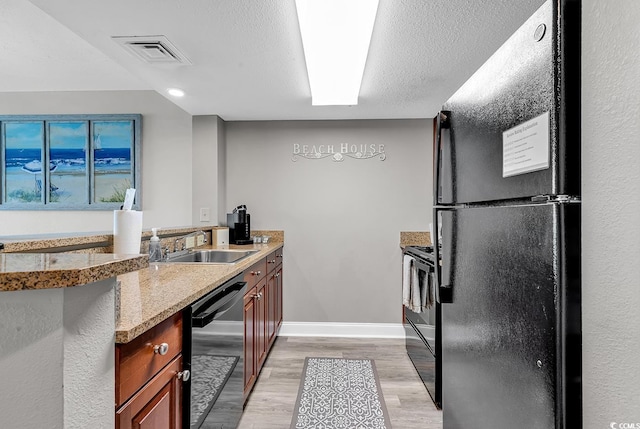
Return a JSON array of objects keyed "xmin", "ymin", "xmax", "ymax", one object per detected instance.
[{"xmin": 278, "ymin": 322, "xmax": 405, "ymax": 339}]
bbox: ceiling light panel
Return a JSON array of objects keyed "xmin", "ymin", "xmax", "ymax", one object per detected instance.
[{"xmin": 295, "ymin": 0, "xmax": 379, "ymax": 106}]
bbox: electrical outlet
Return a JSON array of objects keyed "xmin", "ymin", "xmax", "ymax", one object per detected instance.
[
  {"xmin": 199, "ymin": 207, "xmax": 210, "ymax": 222},
  {"xmin": 186, "ymin": 236, "xmax": 196, "ymax": 249},
  {"xmin": 196, "ymin": 235, "xmax": 205, "ymax": 246}
]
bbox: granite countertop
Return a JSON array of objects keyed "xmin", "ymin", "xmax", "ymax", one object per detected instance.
[
  {"xmin": 0, "ymin": 226, "xmax": 218, "ymax": 253},
  {"xmin": 116, "ymin": 242, "xmax": 284, "ymax": 344},
  {"xmin": 400, "ymin": 231, "xmax": 431, "ymax": 247},
  {"xmin": 0, "ymin": 253, "xmax": 148, "ymax": 292}
]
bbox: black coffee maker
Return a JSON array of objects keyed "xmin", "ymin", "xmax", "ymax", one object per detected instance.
[{"xmin": 227, "ymin": 204, "xmax": 252, "ymax": 245}]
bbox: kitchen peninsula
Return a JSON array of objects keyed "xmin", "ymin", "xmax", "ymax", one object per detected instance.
[
  {"xmin": 0, "ymin": 252, "xmax": 147, "ymax": 429},
  {"xmin": 0, "ymin": 228, "xmax": 284, "ymax": 429}
]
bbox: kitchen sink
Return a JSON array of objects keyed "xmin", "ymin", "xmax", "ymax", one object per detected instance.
[{"xmin": 164, "ymin": 249, "xmax": 258, "ymax": 264}]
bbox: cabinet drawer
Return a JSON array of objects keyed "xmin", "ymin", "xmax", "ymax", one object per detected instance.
[
  {"xmin": 116, "ymin": 313, "xmax": 183, "ymax": 407},
  {"xmin": 116, "ymin": 354, "xmax": 183, "ymax": 429},
  {"xmin": 266, "ymin": 250, "xmax": 278, "ymax": 273},
  {"xmin": 275, "ymin": 247, "xmax": 284, "ymax": 268},
  {"xmin": 244, "ymin": 258, "xmax": 266, "ymax": 289}
]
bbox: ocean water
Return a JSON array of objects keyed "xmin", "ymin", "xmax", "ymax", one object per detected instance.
[{"xmin": 5, "ymin": 148, "xmax": 131, "ymax": 173}]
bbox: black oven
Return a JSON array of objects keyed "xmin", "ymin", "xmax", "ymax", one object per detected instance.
[{"xmin": 403, "ymin": 246, "xmax": 441, "ymax": 409}]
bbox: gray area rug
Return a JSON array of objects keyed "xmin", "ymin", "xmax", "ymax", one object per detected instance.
[
  {"xmin": 190, "ymin": 354, "xmax": 238, "ymax": 429},
  {"xmin": 290, "ymin": 357, "xmax": 392, "ymax": 429}
]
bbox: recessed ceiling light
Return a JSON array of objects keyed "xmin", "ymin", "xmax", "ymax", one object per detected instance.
[
  {"xmin": 167, "ymin": 88, "xmax": 185, "ymax": 97},
  {"xmin": 295, "ymin": 0, "xmax": 379, "ymax": 106}
]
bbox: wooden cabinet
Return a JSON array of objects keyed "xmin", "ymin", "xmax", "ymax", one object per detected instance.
[
  {"xmin": 274, "ymin": 248, "xmax": 283, "ymax": 330},
  {"xmin": 243, "ymin": 247, "xmax": 284, "ymax": 400},
  {"xmin": 243, "ymin": 277, "xmax": 267, "ymax": 397},
  {"xmin": 243, "ymin": 286, "xmax": 257, "ymax": 395},
  {"xmin": 275, "ymin": 264, "xmax": 283, "ymax": 329},
  {"xmin": 255, "ymin": 278, "xmax": 267, "ymax": 368},
  {"xmin": 116, "ymin": 313, "xmax": 184, "ymax": 429},
  {"xmin": 116, "ymin": 355, "xmax": 183, "ymax": 429},
  {"xmin": 243, "ymin": 258, "xmax": 266, "ymax": 290},
  {"xmin": 266, "ymin": 270, "xmax": 277, "ymax": 347}
]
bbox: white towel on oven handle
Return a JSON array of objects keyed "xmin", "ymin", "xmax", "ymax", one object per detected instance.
[
  {"xmin": 402, "ymin": 254, "xmax": 414, "ymax": 308},
  {"xmin": 411, "ymin": 269, "xmax": 428, "ymax": 313}
]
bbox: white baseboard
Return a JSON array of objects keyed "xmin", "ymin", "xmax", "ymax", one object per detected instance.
[{"xmin": 278, "ymin": 322, "xmax": 405, "ymax": 339}]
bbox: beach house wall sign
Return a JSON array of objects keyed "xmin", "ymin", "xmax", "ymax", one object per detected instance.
[
  {"xmin": 292, "ymin": 143, "xmax": 386, "ymax": 162},
  {"xmin": 0, "ymin": 114, "xmax": 142, "ymax": 210}
]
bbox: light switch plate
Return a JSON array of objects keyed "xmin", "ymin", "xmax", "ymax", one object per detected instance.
[
  {"xmin": 186, "ymin": 236, "xmax": 196, "ymax": 249},
  {"xmin": 199, "ymin": 207, "xmax": 210, "ymax": 222}
]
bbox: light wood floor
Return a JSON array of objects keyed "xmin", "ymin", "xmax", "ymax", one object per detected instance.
[{"xmin": 237, "ymin": 336, "xmax": 443, "ymax": 429}]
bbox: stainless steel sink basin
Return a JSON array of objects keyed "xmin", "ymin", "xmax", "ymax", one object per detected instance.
[{"xmin": 165, "ymin": 249, "xmax": 258, "ymax": 264}]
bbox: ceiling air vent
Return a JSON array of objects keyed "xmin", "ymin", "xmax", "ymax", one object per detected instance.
[{"xmin": 112, "ymin": 35, "xmax": 192, "ymax": 65}]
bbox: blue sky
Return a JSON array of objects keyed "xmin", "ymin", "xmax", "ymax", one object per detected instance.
[
  {"xmin": 5, "ymin": 122, "xmax": 43, "ymax": 149},
  {"xmin": 5, "ymin": 121, "xmax": 132, "ymax": 150}
]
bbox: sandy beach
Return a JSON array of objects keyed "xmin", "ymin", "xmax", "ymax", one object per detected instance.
[{"xmin": 5, "ymin": 168, "xmax": 131, "ymax": 204}]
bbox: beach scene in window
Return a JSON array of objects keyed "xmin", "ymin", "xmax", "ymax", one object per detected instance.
[
  {"xmin": 3, "ymin": 120, "xmax": 133, "ymax": 205},
  {"xmin": 48, "ymin": 122, "xmax": 88, "ymax": 204},
  {"xmin": 93, "ymin": 121, "xmax": 133, "ymax": 203},
  {"xmin": 4, "ymin": 122, "xmax": 45, "ymax": 204}
]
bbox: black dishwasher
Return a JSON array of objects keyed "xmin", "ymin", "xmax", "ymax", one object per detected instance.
[{"xmin": 183, "ymin": 273, "xmax": 247, "ymax": 429}]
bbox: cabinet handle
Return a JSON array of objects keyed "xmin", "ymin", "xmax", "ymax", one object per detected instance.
[
  {"xmin": 153, "ymin": 343, "xmax": 169, "ymax": 356},
  {"xmin": 251, "ymin": 270, "xmax": 262, "ymax": 276},
  {"xmin": 252, "ymin": 292, "xmax": 262, "ymax": 300},
  {"xmin": 276, "ymin": 273, "xmax": 280, "ymax": 278},
  {"xmin": 269, "ymin": 259, "xmax": 276, "ymax": 264},
  {"xmin": 177, "ymin": 370, "xmax": 191, "ymax": 382}
]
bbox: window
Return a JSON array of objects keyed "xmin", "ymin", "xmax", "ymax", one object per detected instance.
[{"xmin": 0, "ymin": 114, "xmax": 141, "ymax": 210}]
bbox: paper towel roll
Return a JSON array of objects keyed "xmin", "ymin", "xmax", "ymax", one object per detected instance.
[{"xmin": 113, "ymin": 210, "xmax": 143, "ymax": 254}]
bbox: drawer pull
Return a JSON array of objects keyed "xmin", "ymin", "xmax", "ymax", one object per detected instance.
[
  {"xmin": 177, "ymin": 370, "xmax": 191, "ymax": 382},
  {"xmin": 153, "ymin": 343, "xmax": 169, "ymax": 356},
  {"xmin": 253, "ymin": 292, "xmax": 263, "ymax": 300},
  {"xmin": 276, "ymin": 273, "xmax": 280, "ymax": 278},
  {"xmin": 251, "ymin": 270, "xmax": 262, "ymax": 276}
]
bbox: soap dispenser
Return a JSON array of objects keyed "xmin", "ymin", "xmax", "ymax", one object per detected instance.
[{"xmin": 149, "ymin": 228, "xmax": 162, "ymax": 262}]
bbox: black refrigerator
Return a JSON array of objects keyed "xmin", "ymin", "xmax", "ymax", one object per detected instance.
[{"xmin": 432, "ymin": 0, "xmax": 581, "ymax": 428}]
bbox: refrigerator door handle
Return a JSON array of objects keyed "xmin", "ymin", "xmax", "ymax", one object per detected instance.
[
  {"xmin": 433, "ymin": 111, "xmax": 450, "ymax": 206},
  {"xmin": 434, "ymin": 208, "xmax": 454, "ymax": 303}
]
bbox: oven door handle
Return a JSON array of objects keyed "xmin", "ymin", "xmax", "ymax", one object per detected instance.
[
  {"xmin": 412, "ymin": 258, "xmax": 433, "ymax": 273},
  {"xmin": 192, "ymin": 281, "xmax": 247, "ymax": 328}
]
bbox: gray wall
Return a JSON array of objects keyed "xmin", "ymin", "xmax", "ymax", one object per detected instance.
[
  {"xmin": 192, "ymin": 115, "xmax": 228, "ymax": 225},
  {"xmin": 216, "ymin": 117, "xmax": 228, "ymax": 224},
  {"xmin": 226, "ymin": 119, "xmax": 432, "ymax": 324},
  {"xmin": 0, "ymin": 91, "xmax": 192, "ymax": 236},
  {"xmin": 582, "ymin": 0, "xmax": 640, "ymax": 426},
  {"xmin": 192, "ymin": 115, "xmax": 220, "ymax": 225}
]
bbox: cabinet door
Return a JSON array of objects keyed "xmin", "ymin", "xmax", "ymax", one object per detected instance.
[
  {"xmin": 275, "ymin": 266, "xmax": 283, "ymax": 328},
  {"xmin": 116, "ymin": 355, "xmax": 183, "ymax": 429},
  {"xmin": 266, "ymin": 272, "xmax": 277, "ymax": 346},
  {"xmin": 256, "ymin": 278, "xmax": 267, "ymax": 369},
  {"xmin": 243, "ymin": 287, "xmax": 257, "ymax": 395}
]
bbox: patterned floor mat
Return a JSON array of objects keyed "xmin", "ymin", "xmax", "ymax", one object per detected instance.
[
  {"xmin": 190, "ymin": 354, "xmax": 238, "ymax": 429},
  {"xmin": 290, "ymin": 357, "xmax": 391, "ymax": 429}
]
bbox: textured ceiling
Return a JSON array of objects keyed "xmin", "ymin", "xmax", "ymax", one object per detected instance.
[{"xmin": 2, "ymin": 0, "xmax": 545, "ymax": 120}]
